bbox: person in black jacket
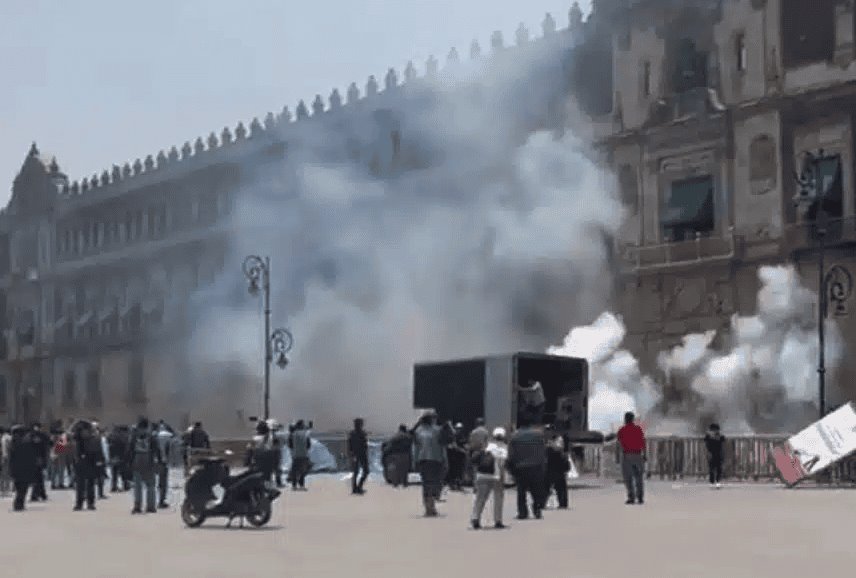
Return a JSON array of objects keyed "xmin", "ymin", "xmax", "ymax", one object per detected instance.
[
  {"xmin": 72, "ymin": 421, "xmax": 103, "ymax": 511},
  {"xmin": 382, "ymin": 425, "xmax": 413, "ymax": 488},
  {"xmin": 187, "ymin": 422, "xmax": 211, "ymax": 451},
  {"xmin": 108, "ymin": 425, "xmax": 131, "ymax": 492},
  {"xmin": 544, "ymin": 426, "xmax": 569, "ymax": 509},
  {"xmin": 288, "ymin": 420, "xmax": 312, "ymax": 491},
  {"xmin": 28, "ymin": 422, "xmax": 50, "ymax": 502},
  {"xmin": 347, "ymin": 418, "xmax": 369, "ymax": 495},
  {"xmin": 9, "ymin": 425, "xmax": 39, "ymax": 511},
  {"xmin": 704, "ymin": 423, "xmax": 726, "ymax": 488}
]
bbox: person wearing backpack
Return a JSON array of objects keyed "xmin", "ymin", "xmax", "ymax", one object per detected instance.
[
  {"xmin": 126, "ymin": 417, "xmax": 161, "ymax": 514},
  {"xmin": 470, "ymin": 427, "xmax": 508, "ymax": 530}
]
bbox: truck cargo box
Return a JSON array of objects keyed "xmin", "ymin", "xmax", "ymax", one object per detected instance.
[{"xmin": 413, "ymin": 352, "xmax": 588, "ymax": 433}]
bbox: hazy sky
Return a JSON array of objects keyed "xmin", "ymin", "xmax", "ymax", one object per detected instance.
[{"xmin": 1, "ymin": 0, "xmax": 591, "ymax": 206}]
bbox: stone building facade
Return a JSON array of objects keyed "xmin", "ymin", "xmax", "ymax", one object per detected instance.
[
  {"xmin": 0, "ymin": 5, "xmax": 595, "ymax": 427},
  {"xmin": 4, "ymin": 0, "xmax": 854, "ymax": 427},
  {"xmin": 590, "ymin": 0, "xmax": 856, "ymax": 406}
]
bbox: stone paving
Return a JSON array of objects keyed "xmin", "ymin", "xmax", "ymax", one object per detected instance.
[{"xmin": 2, "ymin": 474, "xmax": 855, "ymax": 578}]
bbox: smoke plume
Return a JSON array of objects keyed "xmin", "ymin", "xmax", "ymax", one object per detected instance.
[
  {"xmin": 549, "ymin": 265, "xmax": 844, "ymax": 434},
  {"xmin": 179, "ymin": 34, "xmax": 625, "ymax": 433}
]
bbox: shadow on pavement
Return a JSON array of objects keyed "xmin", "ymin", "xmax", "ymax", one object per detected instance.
[{"xmin": 184, "ymin": 524, "xmax": 285, "ymax": 532}]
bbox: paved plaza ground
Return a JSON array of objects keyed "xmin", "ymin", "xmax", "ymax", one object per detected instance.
[{"xmin": 2, "ymin": 474, "xmax": 855, "ymax": 578}]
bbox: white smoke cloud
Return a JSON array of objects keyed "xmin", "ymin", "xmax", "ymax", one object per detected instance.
[
  {"xmin": 181, "ymin": 34, "xmax": 624, "ymax": 433},
  {"xmin": 548, "ymin": 312, "xmax": 659, "ymax": 432},
  {"xmin": 548, "ymin": 264, "xmax": 844, "ymax": 435}
]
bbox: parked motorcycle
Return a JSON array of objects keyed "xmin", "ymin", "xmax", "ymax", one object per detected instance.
[{"xmin": 181, "ymin": 454, "xmax": 281, "ymax": 528}]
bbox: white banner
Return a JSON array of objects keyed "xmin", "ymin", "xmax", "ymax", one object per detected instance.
[{"xmin": 772, "ymin": 402, "xmax": 856, "ymax": 486}]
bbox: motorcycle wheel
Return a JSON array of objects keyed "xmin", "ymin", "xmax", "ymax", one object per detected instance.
[
  {"xmin": 246, "ymin": 498, "xmax": 272, "ymax": 527},
  {"xmin": 180, "ymin": 500, "xmax": 206, "ymax": 528}
]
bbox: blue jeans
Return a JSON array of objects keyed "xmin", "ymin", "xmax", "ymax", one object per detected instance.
[{"xmin": 132, "ymin": 469, "xmax": 156, "ymax": 511}]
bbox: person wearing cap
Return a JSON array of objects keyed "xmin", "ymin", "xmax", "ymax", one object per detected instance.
[{"xmin": 470, "ymin": 427, "xmax": 508, "ymax": 530}]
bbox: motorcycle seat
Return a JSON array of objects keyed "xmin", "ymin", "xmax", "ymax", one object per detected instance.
[{"xmin": 225, "ymin": 469, "xmax": 263, "ymax": 488}]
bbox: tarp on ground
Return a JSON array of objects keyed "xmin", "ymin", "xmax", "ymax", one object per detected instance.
[
  {"xmin": 277, "ymin": 437, "xmax": 384, "ymax": 474},
  {"xmin": 772, "ymin": 401, "xmax": 856, "ymax": 486}
]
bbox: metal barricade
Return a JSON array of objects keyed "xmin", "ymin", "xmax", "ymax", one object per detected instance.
[{"xmin": 579, "ymin": 435, "xmax": 856, "ymax": 485}]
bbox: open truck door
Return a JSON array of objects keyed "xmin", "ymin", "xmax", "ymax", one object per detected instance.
[{"xmin": 413, "ymin": 352, "xmax": 588, "ymax": 434}]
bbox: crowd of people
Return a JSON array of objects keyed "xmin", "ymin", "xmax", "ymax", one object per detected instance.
[
  {"xmin": 0, "ymin": 418, "xmax": 211, "ymax": 513},
  {"xmin": 373, "ymin": 411, "xmax": 728, "ymax": 528},
  {"xmin": 243, "ymin": 418, "xmax": 316, "ymax": 491},
  {"xmin": 1, "ymin": 410, "xmax": 730, "ymax": 531},
  {"xmin": 373, "ymin": 410, "xmax": 575, "ymax": 528}
]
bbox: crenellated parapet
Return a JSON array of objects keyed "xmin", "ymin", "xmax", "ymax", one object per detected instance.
[{"xmin": 60, "ymin": 4, "xmax": 592, "ymax": 199}]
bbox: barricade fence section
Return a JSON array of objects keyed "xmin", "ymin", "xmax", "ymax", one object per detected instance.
[
  {"xmin": 578, "ymin": 436, "xmax": 856, "ymax": 485},
  {"xmin": 203, "ymin": 435, "xmax": 856, "ymax": 485}
]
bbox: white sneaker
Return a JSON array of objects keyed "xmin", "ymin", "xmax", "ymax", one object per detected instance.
[{"xmin": 715, "ymin": 483, "xmax": 721, "ymax": 489}]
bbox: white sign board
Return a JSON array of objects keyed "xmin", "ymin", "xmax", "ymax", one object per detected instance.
[{"xmin": 772, "ymin": 402, "xmax": 856, "ymax": 486}]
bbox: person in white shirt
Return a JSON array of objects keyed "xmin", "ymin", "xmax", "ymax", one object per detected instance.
[
  {"xmin": 154, "ymin": 421, "xmax": 175, "ymax": 508},
  {"xmin": 470, "ymin": 427, "xmax": 509, "ymax": 530},
  {"xmin": 516, "ymin": 380, "xmax": 546, "ymax": 424}
]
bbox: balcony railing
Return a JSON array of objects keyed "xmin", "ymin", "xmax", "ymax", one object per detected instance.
[
  {"xmin": 783, "ymin": 215, "xmax": 856, "ymax": 253},
  {"xmin": 620, "ymin": 227, "xmax": 736, "ymax": 272}
]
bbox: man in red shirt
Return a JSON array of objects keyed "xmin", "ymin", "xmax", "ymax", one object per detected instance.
[{"xmin": 617, "ymin": 412, "xmax": 646, "ymax": 505}]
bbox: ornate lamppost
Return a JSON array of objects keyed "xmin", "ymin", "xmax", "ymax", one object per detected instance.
[
  {"xmin": 793, "ymin": 150, "xmax": 853, "ymax": 419},
  {"xmin": 243, "ymin": 255, "xmax": 294, "ymax": 421}
]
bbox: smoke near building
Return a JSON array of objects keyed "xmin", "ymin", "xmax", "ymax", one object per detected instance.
[
  {"xmin": 3, "ymin": 1, "xmax": 856, "ymax": 438},
  {"xmin": 549, "ymin": 265, "xmax": 844, "ymax": 435}
]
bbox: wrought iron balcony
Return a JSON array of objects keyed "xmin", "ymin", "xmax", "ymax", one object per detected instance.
[{"xmin": 620, "ymin": 227, "xmax": 737, "ymax": 272}]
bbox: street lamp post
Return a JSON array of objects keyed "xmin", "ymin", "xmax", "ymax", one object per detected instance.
[
  {"xmin": 794, "ymin": 150, "xmax": 853, "ymax": 419},
  {"xmin": 243, "ymin": 255, "xmax": 294, "ymax": 421}
]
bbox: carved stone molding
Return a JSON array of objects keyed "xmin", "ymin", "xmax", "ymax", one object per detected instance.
[{"xmin": 660, "ymin": 150, "xmax": 716, "ymax": 174}]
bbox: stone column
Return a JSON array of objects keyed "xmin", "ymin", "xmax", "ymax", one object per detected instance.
[{"xmin": 834, "ymin": 1, "xmax": 855, "ymax": 66}]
